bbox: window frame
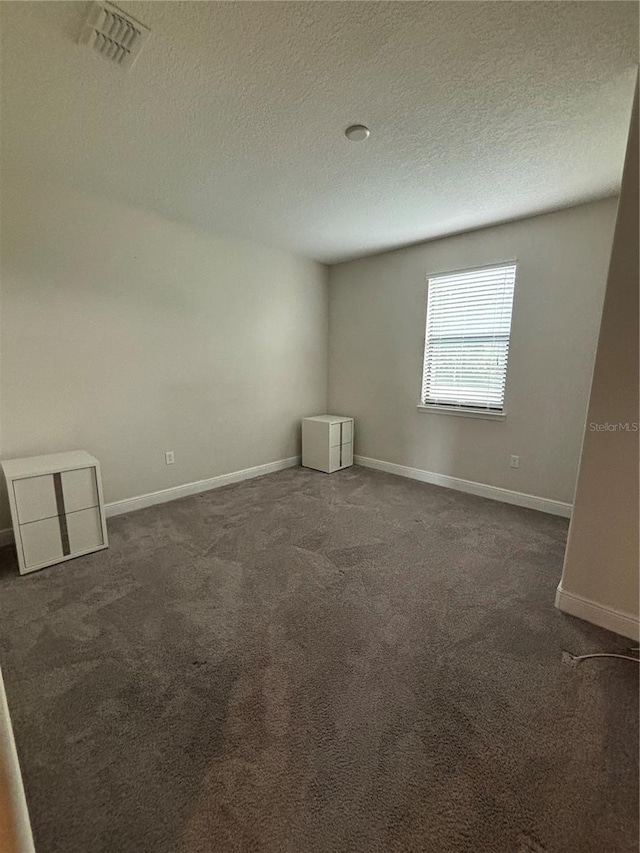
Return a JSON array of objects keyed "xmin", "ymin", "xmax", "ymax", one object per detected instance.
[{"xmin": 418, "ymin": 260, "xmax": 517, "ymax": 420}]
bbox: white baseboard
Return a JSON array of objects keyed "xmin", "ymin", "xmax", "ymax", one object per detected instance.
[
  {"xmin": 0, "ymin": 456, "xmax": 301, "ymax": 544},
  {"xmin": 354, "ymin": 455, "xmax": 572, "ymax": 518},
  {"xmin": 555, "ymin": 585, "xmax": 640, "ymax": 641},
  {"xmin": 106, "ymin": 455, "xmax": 300, "ymax": 517}
]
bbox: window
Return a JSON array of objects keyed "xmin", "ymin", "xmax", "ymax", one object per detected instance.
[{"xmin": 420, "ymin": 262, "xmax": 516, "ymax": 415}]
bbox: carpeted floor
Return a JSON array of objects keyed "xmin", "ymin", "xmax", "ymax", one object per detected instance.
[{"xmin": 0, "ymin": 466, "xmax": 637, "ymax": 853}]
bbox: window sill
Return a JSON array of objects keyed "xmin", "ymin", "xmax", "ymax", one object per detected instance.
[{"xmin": 417, "ymin": 404, "xmax": 506, "ymax": 421}]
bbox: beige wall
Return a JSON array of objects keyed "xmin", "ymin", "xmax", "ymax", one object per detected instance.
[
  {"xmin": 0, "ymin": 172, "xmax": 328, "ymax": 528},
  {"xmin": 327, "ymin": 199, "xmax": 617, "ymax": 505},
  {"xmin": 558, "ymin": 88, "xmax": 638, "ymax": 633}
]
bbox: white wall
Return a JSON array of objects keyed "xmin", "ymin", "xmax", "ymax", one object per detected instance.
[
  {"xmin": 557, "ymin": 87, "xmax": 638, "ymax": 639},
  {"xmin": 328, "ymin": 199, "xmax": 617, "ymax": 505},
  {"xmin": 0, "ymin": 172, "xmax": 328, "ymax": 528}
]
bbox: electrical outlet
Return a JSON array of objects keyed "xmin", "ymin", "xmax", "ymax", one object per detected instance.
[
  {"xmin": 510, "ymin": 455, "xmax": 520, "ymax": 469},
  {"xmin": 165, "ymin": 451, "xmax": 174, "ymax": 465}
]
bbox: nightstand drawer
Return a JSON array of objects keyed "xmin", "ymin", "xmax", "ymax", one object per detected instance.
[
  {"xmin": 20, "ymin": 516, "xmax": 64, "ymax": 570},
  {"xmin": 13, "ymin": 475, "xmax": 58, "ymax": 524},
  {"xmin": 329, "ymin": 420, "xmax": 353, "ymax": 446},
  {"xmin": 67, "ymin": 507, "xmax": 104, "ymax": 553},
  {"xmin": 329, "ymin": 442, "xmax": 353, "ymax": 472},
  {"xmin": 61, "ymin": 467, "xmax": 98, "ymax": 514},
  {"xmin": 329, "ymin": 423, "xmax": 342, "ymax": 447}
]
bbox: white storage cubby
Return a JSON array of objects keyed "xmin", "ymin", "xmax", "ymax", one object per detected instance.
[
  {"xmin": 2, "ymin": 451, "xmax": 108, "ymax": 575},
  {"xmin": 302, "ymin": 415, "xmax": 354, "ymax": 473}
]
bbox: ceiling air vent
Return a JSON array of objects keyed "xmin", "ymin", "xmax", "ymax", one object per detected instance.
[{"xmin": 79, "ymin": 1, "xmax": 150, "ymax": 69}]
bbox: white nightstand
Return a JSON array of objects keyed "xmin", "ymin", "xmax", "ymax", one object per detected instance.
[
  {"xmin": 2, "ymin": 451, "xmax": 109, "ymax": 575},
  {"xmin": 302, "ymin": 415, "xmax": 354, "ymax": 473}
]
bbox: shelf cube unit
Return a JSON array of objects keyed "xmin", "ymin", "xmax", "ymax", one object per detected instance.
[
  {"xmin": 302, "ymin": 415, "xmax": 354, "ymax": 473},
  {"xmin": 2, "ymin": 451, "xmax": 109, "ymax": 575}
]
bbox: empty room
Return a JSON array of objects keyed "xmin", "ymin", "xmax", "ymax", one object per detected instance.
[{"xmin": 0, "ymin": 2, "xmax": 638, "ymax": 852}]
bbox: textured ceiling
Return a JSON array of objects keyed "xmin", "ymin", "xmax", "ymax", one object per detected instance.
[{"xmin": 1, "ymin": 1, "xmax": 637, "ymax": 263}]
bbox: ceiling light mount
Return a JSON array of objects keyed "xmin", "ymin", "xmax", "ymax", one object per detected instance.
[{"xmin": 345, "ymin": 125, "xmax": 370, "ymax": 142}]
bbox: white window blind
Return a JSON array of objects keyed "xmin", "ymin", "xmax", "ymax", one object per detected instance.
[{"xmin": 421, "ymin": 262, "xmax": 516, "ymax": 411}]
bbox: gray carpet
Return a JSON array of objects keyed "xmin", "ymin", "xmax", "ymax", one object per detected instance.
[{"xmin": 0, "ymin": 466, "xmax": 637, "ymax": 853}]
